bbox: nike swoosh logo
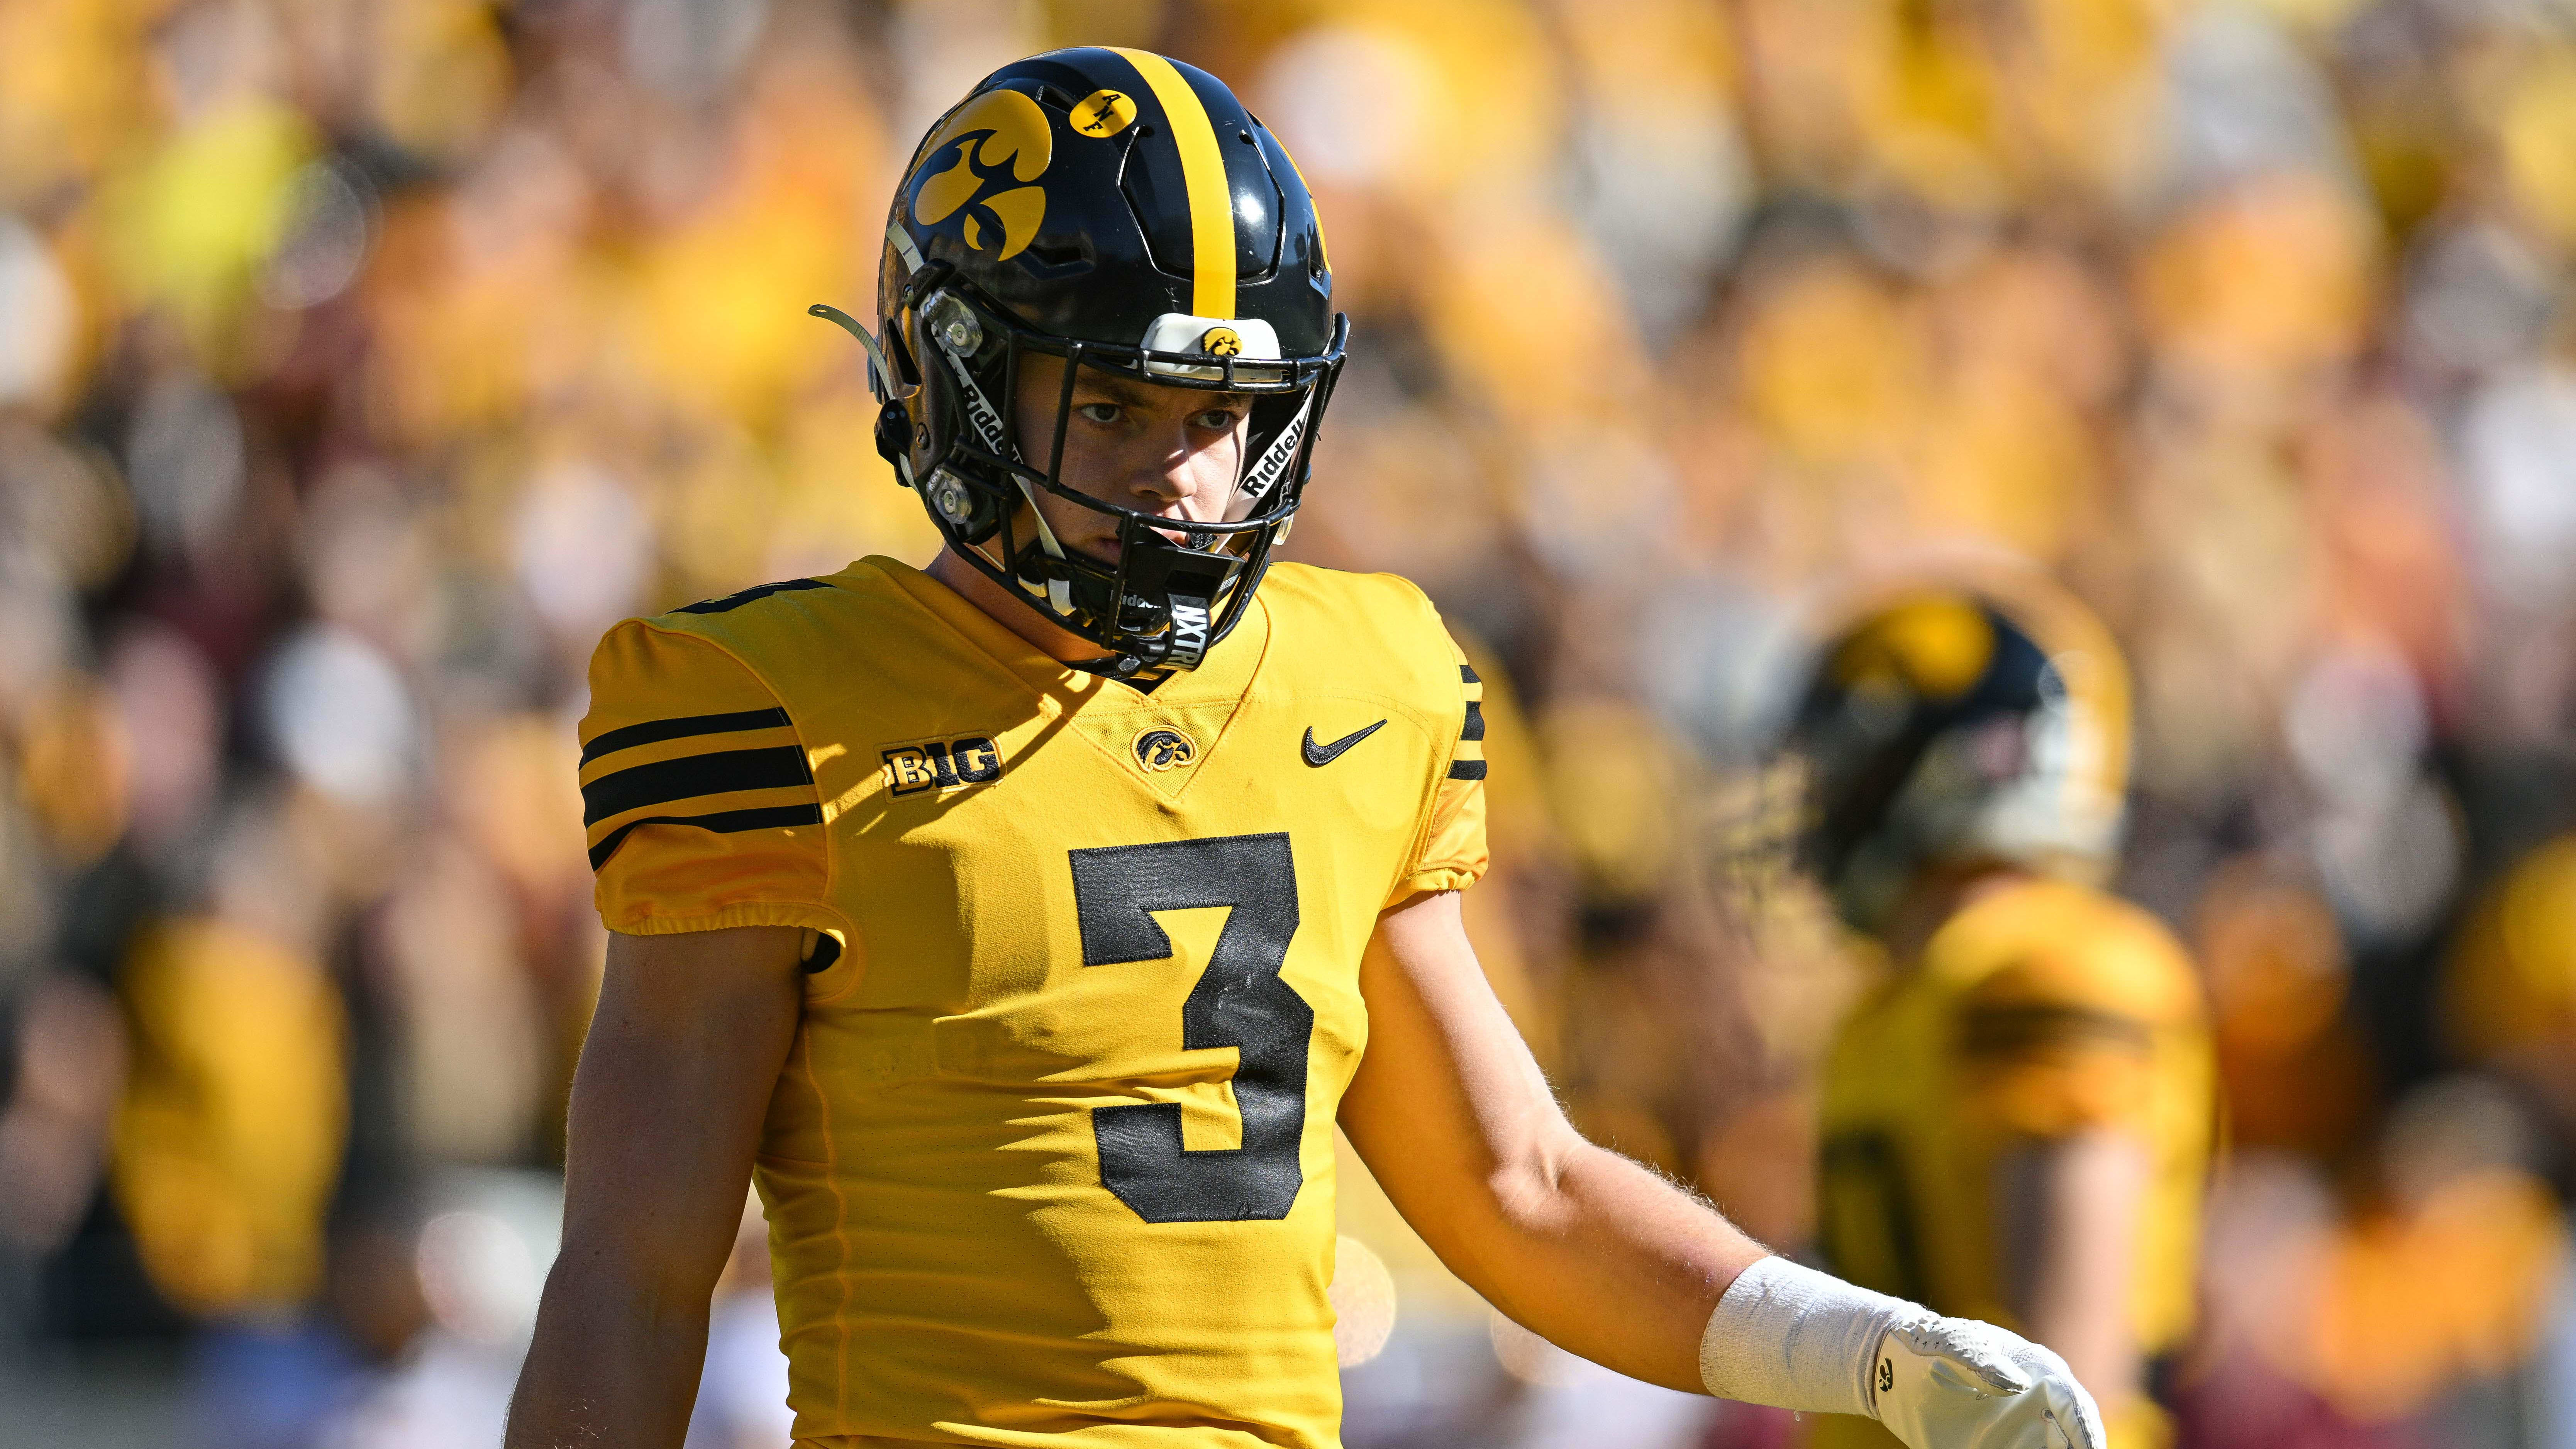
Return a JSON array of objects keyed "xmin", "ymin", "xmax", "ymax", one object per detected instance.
[{"xmin": 1302, "ymin": 720, "xmax": 1388, "ymax": 767}]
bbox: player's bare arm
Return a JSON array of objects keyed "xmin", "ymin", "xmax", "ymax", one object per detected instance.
[
  {"xmin": 503, "ymin": 926, "xmax": 806, "ymax": 1449},
  {"xmin": 1341, "ymin": 888, "xmax": 1763, "ymax": 1389},
  {"xmin": 1348, "ymin": 889, "xmax": 2108, "ymax": 1448}
]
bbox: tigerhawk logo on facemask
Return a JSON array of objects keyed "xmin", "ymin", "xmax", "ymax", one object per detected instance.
[
  {"xmin": 1198, "ymin": 326, "xmax": 1242, "ymax": 357},
  {"xmin": 909, "ymin": 89, "xmax": 1053, "ymax": 260}
]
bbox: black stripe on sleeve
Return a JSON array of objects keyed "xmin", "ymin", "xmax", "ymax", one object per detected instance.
[
  {"xmin": 1459, "ymin": 664, "xmax": 1481, "ymax": 685},
  {"xmin": 581, "ymin": 746, "xmax": 815, "ymax": 826},
  {"xmin": 1460, "ymin": 700, "xmax": 1486, "ymax": 742},
  {"xmin": 675, "ymin": 578, "xmax": 830, "ymax": 614},
  {"xmin": 580, "ymin": 707, "xmax": 793, "ymax": 766},
  {"xmin": 1446, "ymin": 758, "xmax": 1487, "ymax": 781},
  {"xmin": 1959, "ymin": 1003, "xmax": 2152, "ymax": 1059},
  {"xmin": 588, "ymin": 803, "xmax": 826, "ymax": 871}
]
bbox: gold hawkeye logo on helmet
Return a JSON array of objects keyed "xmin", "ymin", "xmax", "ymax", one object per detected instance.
[
  {"xmin": 910, "ymin": 88, "xmax": 1054, "ymax": 261},
  {"xmin": 1197, "ymin": 326, "xmax": 1242, "ymax": 357}
]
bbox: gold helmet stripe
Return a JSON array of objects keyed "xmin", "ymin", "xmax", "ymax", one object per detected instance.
[{"xmin": 1111, "ymin": 48, "xmax": 1235, "ymax": 320}]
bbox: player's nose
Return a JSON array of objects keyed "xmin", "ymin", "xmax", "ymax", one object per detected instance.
[{"xmin": 1126, "ymin": 427, "xmax": 1218, "ymax": 513}]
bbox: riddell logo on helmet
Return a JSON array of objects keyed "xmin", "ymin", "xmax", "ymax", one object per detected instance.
[
  {"xmin": 940, "ymin": 345, "xmax": 1010, "ymax": 454},
  {"xmin": 1238, "ymin": 401, "xmax": 1309, "ymax": 503},
  {"xmin": 910, "ymin": 89, "xmax": 1054, "ymax": 260}
]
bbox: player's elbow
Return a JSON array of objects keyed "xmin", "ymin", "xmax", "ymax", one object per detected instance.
[
  {"xmin": 544, "ymin": 1219, "xmax": 727, "ymax": 1328},
  {"xmin": 1481, "ymin": 1117, "xmax": 1595, "ymax": 1235}
]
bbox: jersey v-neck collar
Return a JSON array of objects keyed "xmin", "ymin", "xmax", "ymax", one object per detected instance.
[{"xmin": 864, "ymin": 555, "xmax": 1271, "ymax": 713}]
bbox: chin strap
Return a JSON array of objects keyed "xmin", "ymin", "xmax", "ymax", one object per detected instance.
[
  {"xmin": 808, "ymin": 303, "xmax": 893, "ymax": 399},
  {"xmin": 1012, "ymin": 476, "xmax": 1078, "ymax": 617},
  {"xmin": 1066, "ymin": 651, "xmax": 1147, "ymax": 678}
]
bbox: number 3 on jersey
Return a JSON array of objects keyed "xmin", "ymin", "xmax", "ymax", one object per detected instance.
[{"xmin": 1069, "ymin": 833, "xmax": 1314, "ymax": 1224}]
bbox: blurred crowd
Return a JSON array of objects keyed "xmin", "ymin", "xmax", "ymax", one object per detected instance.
[{"xmin": 5, "ymin": 0, "xmax": 2576, "ymax": 1445}]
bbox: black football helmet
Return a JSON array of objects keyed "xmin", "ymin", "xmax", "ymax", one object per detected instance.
[
  {"xmin": 1783, "ymin": 581, "xmax": 2132, "ymax": 934},
  {"xmin": 812, "ymin": 47, "xmax": 1345, "ymax": 675}
]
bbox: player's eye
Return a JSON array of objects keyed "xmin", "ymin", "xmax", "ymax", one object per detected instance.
[
  {"xmin": 1074, "ymin": 402, "xmax": 1122, "ymax": 425},
  {"xmin": 1191, "ymin": 407, "xmax": 1243, "ymax": 430}
]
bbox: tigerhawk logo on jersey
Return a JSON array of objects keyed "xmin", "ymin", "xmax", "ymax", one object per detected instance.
[
  {"xmin": 883, "ymin": 735, "xmax": 1005, "ymax": 796},
  {"xmin": 910, "ymin": 88, "xmax": 1052, "ymax": 260},
  {"xmin": 1132, "ymin": 727, "xmax": 1196, "ymax": 772}
]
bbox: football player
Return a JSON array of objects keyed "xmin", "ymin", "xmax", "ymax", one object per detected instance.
[
  {"xmin": 1781, "ymin": 582, "xmax": 2215, "ymax": 1449},
  {"xmin": 503, "ymin": 50, "xmax": 2106, "ymax": 1449}
]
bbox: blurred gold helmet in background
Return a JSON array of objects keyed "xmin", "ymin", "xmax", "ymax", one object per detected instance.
[{"xmin": 1780, "ymin": 570, "xmax": 2132, "ymax": 934}]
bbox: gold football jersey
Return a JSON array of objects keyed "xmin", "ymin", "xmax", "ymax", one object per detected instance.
[
  {"xmin": 577, "ymin": 557, "xmax": 1486, "ymax": 1448},
  {"xmin": 1809, "ymin": 878, "xmax": 2213, "ymax": 1449}
]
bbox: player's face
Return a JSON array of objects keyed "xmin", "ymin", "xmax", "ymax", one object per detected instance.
[{"xmin": 1010, "ymin": 352, "xmax": 1252, "ymax": 564}]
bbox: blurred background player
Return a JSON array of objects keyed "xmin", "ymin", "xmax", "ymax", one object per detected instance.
[{"xmin": 1777, "ymin": 577, "xmax": 2215, "ymax": 1449}]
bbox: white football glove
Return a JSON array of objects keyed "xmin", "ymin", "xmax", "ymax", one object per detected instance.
[
  {"xmin": 1870, "ymin": 1311, "xmax": 2106, "ymax": 1449},
  {"xmin": 1699, "ymin": 1256, "xmax": 2105, "ymax": 1449}
]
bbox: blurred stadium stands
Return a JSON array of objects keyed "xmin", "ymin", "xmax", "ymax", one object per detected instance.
[{"xmin": 4, "ymin": 0, "xmax": 2576, "ymax": 1445}]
